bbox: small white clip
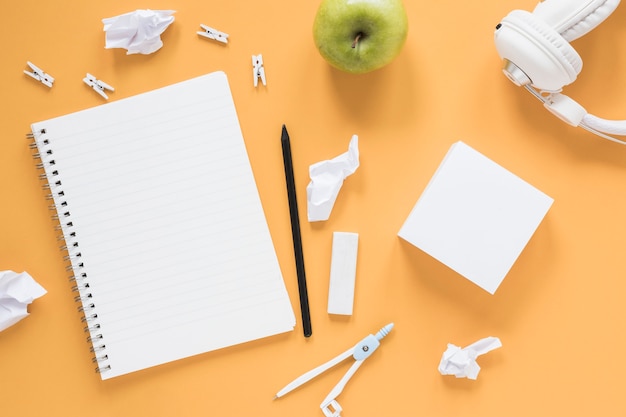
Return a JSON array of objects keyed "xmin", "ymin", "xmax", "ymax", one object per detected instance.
[
  {"xmin": 24, "ymin": 61, "xmax": 54, "ymax": 88},
  {"xmin": 197, "ymin": 24, "xmax": 229, "ymax": 44},
  {"xmin": 252, "ymin": 54, "xmax": 266, "ymax": 87},
  {"xmin": 83, "ymin": 73, "xmax": 115, "ymax": 100}
]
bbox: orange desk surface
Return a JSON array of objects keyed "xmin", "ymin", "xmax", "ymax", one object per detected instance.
[{"xmin": 2, "ymin": 1, "xmax": 626, "ymax": 416}]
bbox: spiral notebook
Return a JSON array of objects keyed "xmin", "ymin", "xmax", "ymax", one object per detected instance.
[{"xmin": 28, "ymin": 71, "xmax": 296, "ymax": 380}]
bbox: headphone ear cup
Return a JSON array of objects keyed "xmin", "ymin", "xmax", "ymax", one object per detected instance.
[{"xmin": 495, "ymin": 10, "xmax": 583, "ymax": 91}]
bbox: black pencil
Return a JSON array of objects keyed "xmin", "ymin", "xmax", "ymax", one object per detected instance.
[{"xmin": 280, "ymin": 124, "xmax": 312, "ymax": 337}]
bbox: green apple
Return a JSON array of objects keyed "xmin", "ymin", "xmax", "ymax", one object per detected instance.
[{"xmin": 312, "ymin": 0, "xmax": 408, "ymax": 74}]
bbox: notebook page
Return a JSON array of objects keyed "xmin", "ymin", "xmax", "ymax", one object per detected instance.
[{"xmin": 31, "ymin": 71, "xmax": 295, "ymax": 379}]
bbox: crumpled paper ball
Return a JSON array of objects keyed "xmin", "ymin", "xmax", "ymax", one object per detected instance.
[
  {"xmin": 306, "ymin": 135, "xmax": 360, "ymax": 222},
  {"xmin": 102, "ymin": 9, "xmax": 176, "ymax": 55},
  {"xmin": 0, "ymin": 270, "xmax": 46, "ymax": 332},
  {"xmin": 438, "ymin": 336, "xmax": 502, "ymax": 380}
]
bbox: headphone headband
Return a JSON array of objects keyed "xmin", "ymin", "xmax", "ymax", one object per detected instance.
[{"xmin": 532, "ymin": 0, "xmax": 620, "ymax": 41}]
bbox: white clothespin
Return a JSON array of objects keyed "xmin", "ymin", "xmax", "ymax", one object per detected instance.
[
  {"xmin": 83, "ymin": 73, "xmax": 115, "ymax": 100},
  {"xmin": 197, "ymin": 24, "xmax": 229, "ymax": 44},
  {"xmin": 252, "ymin": 54, "xmax": 266, "ymax": 87},
  {"xmin": 275, "ymin": 323, "xmax": 394, "ymax": 417},
  {"xmin": 24, "ymin": 61, "xmax": 54, "ymax": 88}
]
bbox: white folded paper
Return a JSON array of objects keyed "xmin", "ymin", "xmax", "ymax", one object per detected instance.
[
  {"xmin": 102, "ymin": 9, "xmax": 176, "ymax": 55},
  {"xmin": 306, "ymin": 135, "xmax": 359, "ymax": 222},
  {"xmin": 0, "ymin": 270, "xmax": 46, "ymax": 332},
  {"xmin": 438, "ymin": 336, "xmax": 502, "ymax": 380}
]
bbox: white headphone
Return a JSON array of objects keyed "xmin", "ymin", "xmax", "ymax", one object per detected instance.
[{"xmin": 494, "ymin": 0, "xmax": 626, "ymax": 144}]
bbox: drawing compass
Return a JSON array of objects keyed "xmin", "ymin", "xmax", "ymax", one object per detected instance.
[{"xmin": 275, "ymin": 323, "xmax": 394, "ymax": 417}]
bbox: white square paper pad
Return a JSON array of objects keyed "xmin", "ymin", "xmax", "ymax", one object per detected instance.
[{"xmin": 398, "ymin": 141, "xmax": 553, "ymax": 294}]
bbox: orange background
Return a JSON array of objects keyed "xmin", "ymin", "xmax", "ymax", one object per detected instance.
[{"xmin": 2, "ymin": 1, "xmax": 626, "ymax": 416}]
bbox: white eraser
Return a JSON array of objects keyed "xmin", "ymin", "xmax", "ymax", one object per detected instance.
[{"xmin": 327, "ymin": 232, "xmax": 359, "ymax": 315}]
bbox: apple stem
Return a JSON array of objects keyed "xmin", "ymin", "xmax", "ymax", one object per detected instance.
[{"xmin": 351, "ymin": 33, "xmax": 363, "ymax": 49}]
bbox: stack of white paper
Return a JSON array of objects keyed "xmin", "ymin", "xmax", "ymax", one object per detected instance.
[{"xmin": 398, "ymin": 141, "xmax": 553, "ymax": 294}]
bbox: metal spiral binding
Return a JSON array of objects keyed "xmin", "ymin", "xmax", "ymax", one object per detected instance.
[
  {"xmin": 68, "ymin": 271, "xmax": 88, "ymax": 284},
  {"xmin": 84, "ymin": 323, "xmax": 101, "ymax": 333},
  {"xmin": 61, "ymin": 241, "xmax": 79, "ymax": 252},
  {"xmin": 77, "ymin": 302, "xmax": 95, "ymax": 313},
  {"xmin": 89, "ymin": 341, "xmax": 105, "ymax": 352},
  {"xmin": 27, "ymin": 128, "xmax": 110, "ymax": 376},
  {"xmin": 72, "ymin": 282, "xmax": 90, "ymax": 292}
]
